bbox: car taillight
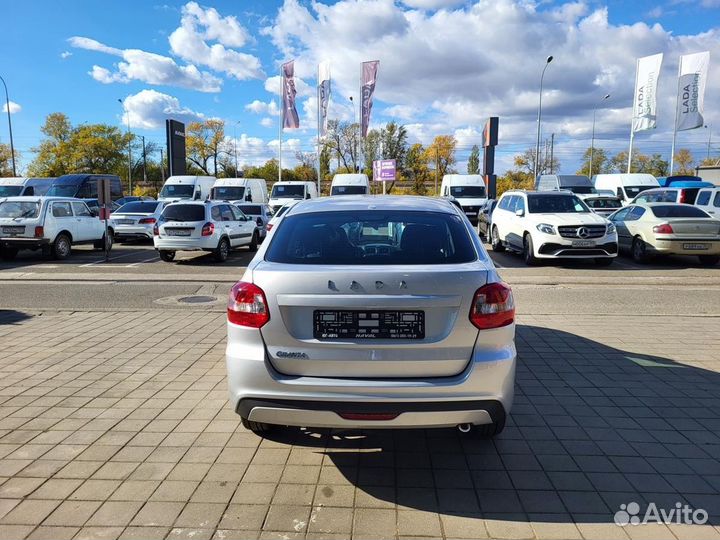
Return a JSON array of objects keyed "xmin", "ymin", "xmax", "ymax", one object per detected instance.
[
  {"xmin": 34, "ymin": 226, "xmax": 44, "ymax": 238},
  {"xmin": 266, "ymin": 223, "xmax": 274, "ymax": 231},
  {"xmin": 679, "ymin": 190, "xmax": 687, "ymax": 204},
  {"xmin": 653, "ymin": 223, "xmax": 674, "ymax": 234},
  {"xmin": 469, "ymin": 282, "xmax": 515, "ymax": 330},
  {"xmin": 227, "ymin": 282, "xmax": 270, "ymax": 328},
  {"xmin": 139, "ymin": 217, "xmax": 156, "ymax": 224},
  {"xmin": 153, "ymin": 224, "xmax": 159, "ymax": 236},
  {"xmin": 201, "ymin": 222, "xmax": 214, "ymax": 236}
]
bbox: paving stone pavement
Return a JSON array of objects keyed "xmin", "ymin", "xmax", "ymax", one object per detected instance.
[{"xmin": 0, "ymin": 309, "xmax": 718, "ymax": 539}]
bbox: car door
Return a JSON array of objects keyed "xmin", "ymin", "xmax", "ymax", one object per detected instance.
[
  {"xmin": 71, "ymin": 201, "xmax": 99, "ymax": 242},
  {"xmin": 50, "ymin": 201, "xmax": 77, "ymax": 241},
  {"xmin": 512, "ymin": 196, "xmax": 527, "ymax": 248},
  {"xmin": 609, "ymin": 207, "xmax": 632, "ymax": 250},
  {"xmin": 230, "ymin": 206, "xmax": 254, "ymax": 245},
  {"xmin": 623, "ymin": 206, "xmax": 646, "ymax": 243}
]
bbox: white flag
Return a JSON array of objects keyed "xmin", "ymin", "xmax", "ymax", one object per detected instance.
[
  {"xmin": 676, "ymin": 51, "xmax": 710, "ymax": 131},
  {"xmin": 632, "ymin": 53, "xmax": 663, "ymax": 132},
  {"xmin": 318, "ymin": 61, "xmax": 331, "ymax": 138}
]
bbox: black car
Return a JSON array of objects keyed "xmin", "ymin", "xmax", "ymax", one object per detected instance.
[{"xmin": 477, "ymin": 199, "xmax": 497, "ymax": 240}]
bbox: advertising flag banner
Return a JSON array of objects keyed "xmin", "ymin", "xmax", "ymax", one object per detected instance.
[
  {"xmin": 361, "ymin": 60, "xmax": 379, "ymax": 137},
  {"xmin": 676, "ymin": 51, "xmax": 710, "ymax": 131},
  {"xmin": 318, "ymin": 61, "xmax": 331, "ymax": 138},
  {"xmin": 632, "ymin": 53, "xmax": 663, "ymax": 132},
  {"xmin": 282, "ymin": 61, "xmax": 300, "ymax": 129}
]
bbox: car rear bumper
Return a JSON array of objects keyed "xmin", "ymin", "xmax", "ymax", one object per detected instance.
[
  {"xmin": 154, "ymin": 238, "xmax": 217, "ymax": 251},
  {"xmin": 1, "ymin": 237, "xmax": 49, "ymax": 249},
  {"xmin": 649, "ymin": 239, "xmax": 720, "ymax": 255},
  {"xmin": 115, "ymin": 225, "xmax": 153, "ymax": 239}
]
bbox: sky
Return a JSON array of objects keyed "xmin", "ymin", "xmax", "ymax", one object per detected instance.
[{"xmin": 2, "ymin": 0, "xmax": 720, "ymax": 175}]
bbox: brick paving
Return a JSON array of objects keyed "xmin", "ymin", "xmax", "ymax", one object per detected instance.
[{"xmin": 0, "ymin": 309, "xmax": 718, "ymax": 539}]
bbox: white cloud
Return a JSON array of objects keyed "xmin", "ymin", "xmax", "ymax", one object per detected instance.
[
  {"xmin": 245, "ymin": 99, "xmax": 280, "ymax": 116},
  {"xmin": 382, "ymin": 104, "xmax": 421, "ymax": 120},
  {"xmin": 260, "ymin": 117, "xmax": 274, "ymax": 128},
  {"xmin": 60, "ymin": 51, "xmax": 72, "ymax": 59},
  {"xmin": 2, "ymin": 101, "xmax": 21, "ymax": 114},
  {"xmin": 121, "ymin": 89, "xmax": 205, "ymax": 129},
  {"xmin": 168, "ymin": 1, "xmax": 264, "ymax": 80},
  {"xmin": 401, "ymin": 0, "xmax": 467, "ymax": 9},
  {"xmin": 264, "ymin": 74, "xmax": 312, "ymax": 97},
  {"xmin": 69, "ymin": 36, "xmax": 222, "ymax": 92}
]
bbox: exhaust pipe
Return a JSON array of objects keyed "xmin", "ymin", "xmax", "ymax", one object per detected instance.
[{"xmin": 457, "ymin": 423, "xmax": 472, "ymax": 433}]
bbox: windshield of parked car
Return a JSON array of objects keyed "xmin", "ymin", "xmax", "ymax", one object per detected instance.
[
  {"xmin": 116, "ymin": 202, "xmax": 160, "ymax": 214},
  {"xmin": 331, "ymin": 185, "xmax": 367, "ymax": 195},
  {"xmin": 46, "ymin": 185, "xmax": 79, "ymax": 197},
  {"xmin": 266, "ymin": 210, "xmax": 476, "ymax": 265},
  {"xmin": 0, "ymin": 186, "xmax": 23, "ymax": 197},
  {"xmin": 624, "ymin": 185, "xmax": 654, "ymax": 198},
  {"xmin": 528, "ymin": 195, "xmax": 590, "ymax": 213},
  {"xmin": 237, "ymin": 205, "xmax": 262, "ymax": 215},
  {"xmin": 159, "ymin": 184, "xmax": 195, "ymax": 199},
  {"xmin": 584, "ymin": 198, "xmax": 622, "ymax": 209},
  {"xmin": 450, "ymin": 186, "xmax": 486, "ymax": 198},
  {"xmin": 211, "ymin": 186, "xmax": 245, "ymax": 200},
  {"xmin": 650, "ymin": 205, "xmax": 711, "ymax": 218},
  {"xmin": 161, "ymin": 204, "xmax": 205, "ymax": 222},
  {"xmin": 271, "ymin": 184, "xmax": 305, "ymax": 198},
  {"xmin": 0, "ymin": 201, "xmax": 41, "ymax": 218}
]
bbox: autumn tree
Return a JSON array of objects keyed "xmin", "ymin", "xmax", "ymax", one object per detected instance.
[
  {"xmin": 423, "ymin": 135, "xmax": 457, "ymax": 180},
  {"xmin": 673, "ymin": 148, "xmax": 695, "ymax": 175},
  {"xmin": 610, "ymin": 151, "xmax": 668, "ymax": 177},
  {"xmin": 513, "ymin": 147, "xmax": 559, "ymax": 177},
  {"xmin": 467, "ymin": 145, "xmax": 480, "ymax": 174},
  {"xmin": 0, "ymin": 143, "xmax": 19, "ymax": 176},
  {"xmin": 186, "ymin": 119, "xmax": 227, "ymax": 176},
  {"xmin": 326, "ymin": 120, "xmax": 359, "ymax": 172},
  {"xmin": 405, "ymin": 143, "xmax": 429, "ymax": 195},
  {"xmin": 496, "ymin": 170, "xmax": 534, "ymax": 198},
  {"xmin": 577, "ymin": 147, "xmax": 611, "ymax": 177},
  {"xmin": 363, "ymin": 129, "xmax": 382, "ymax": 178}
]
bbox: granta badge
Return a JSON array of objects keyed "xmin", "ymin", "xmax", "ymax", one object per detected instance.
[{"xmin": 277, "ymin": 351, "xmax": 309, "ymax": 359}]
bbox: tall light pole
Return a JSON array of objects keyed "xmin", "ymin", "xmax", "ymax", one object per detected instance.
[
  {"xmin": 534, "ymin": 56, "xmax": 553, "ymax": 180},
  {"xmin": 118, "ymin": 99, "xmax": 132, "ymax": 193},
  {"xmin": 349, "ymin": 96, "xmax": 357, "ymax": 172},
  {"xmin": 589, "ymin": 93, "xmax": 610, "ymax": 178},
  {"xmin": 233, "ymin": 120, "xmax": 241, "ymax": 176},
  {"xmin": 0, "ymin": 75, "xmax": 17, "ymax": 176},
  {"xmin": 706, "ymin": 125, "xmax": 711, "ymax": 160}
]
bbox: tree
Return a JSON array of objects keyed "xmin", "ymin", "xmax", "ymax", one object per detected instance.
[
  {"xmin": 673, "ymin": 148, "xmax": 695, "ymax": 175},
  {"xmin": 186, "ymin": 119, "xmax": 227, "ymax": 175},
  {"xmin": 378, "ymin": 122, "xmax": 408, "ymax": 193},
  {"xmin": 319, "ymin": 145, "xmax": 331, "ymax": 182},
  {"xmin": 423, "ymin": 135, "xmax": 456, "ymax": 180},
  {"xmin": 363, "ymin": 129, "xmax": 381, "ymax": 178},
  {"xmin": 513, "ymin": 147, "xmax": 559, "ymax": 177},
  {"xmin": 610, "ymin": 151, "xmax": 668, "ymax": 176},
  {"xmin": 325, "ymin": 120, "xmax": 359, "ymax": 172},
  {"xmin": 577, "ymin": 147, "xmax": 610, "ymax": 177},
  {"xmin": 467, "ymin": 145, "xmax": 480, "ymax": 174},
  {"xmin": 496, "ymin": 170, "xmax": 533, "ymax": 198},
  {"xmin": 405, "ymin": 143, "xmax": 429, "ymax": 195},
  {"xmin": 0, "ymin": 143, "xmax": 19, "ymax": 176},
  {"xmin": 28, "ymin": 113, "xmax": 75, "ymax": 176}
]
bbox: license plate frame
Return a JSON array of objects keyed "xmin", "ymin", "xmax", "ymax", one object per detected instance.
[
  {"xmin": 313, "ymin": 310, "xmax": 425, "ymax": 340},
  {"xmin": 117, "ymin": 219, "xmax": 135, "ymax": 225},
  {"xmin": 165, "ymin": 229, "xmax": 191, "ymax": 237},
  {"xmin": 2, "ymin": 226, "xmax": 25, "ymax": 236},
  {"xmin": 683, "ymin": 243, "xmax": 709, "ymax": 250},
  {"xmin": 571, "ymin": 239, "xmax": 596, "ymax": 248}
]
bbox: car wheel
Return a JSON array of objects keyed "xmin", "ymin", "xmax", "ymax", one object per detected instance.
[
  {"xmin": 52, "ymin": 234, "xmax": 72, "ymax": 260},
  {"xmin": 159, "ymin": 250, "xmax": 176, "ymax": 262},
  {"xmin": 523, "ymin": 234, "xmax": 538, "ymax": 266},
  {"xmin": 248, "ymin": 231, "xmax": 259, "ymax": 252},
  {"xmin": 631, "ymin": 236, "xmax": 648, "ymax": 263},
  {"xmin": 594, "ymin": 257, "xmax": 614, "ymax": 267},
  {"xmin": 214, "ymin": 238, "xmax": 230, "ymax": 262},
  {"xmin": 240, "ymin": 416, "xmax": 274, "ymax": 435},
  {"xmin": 94, "ymin": 231, "xmax": 113, "ymax": 251},
  {"xmin": 0, "ymin": 247, "xmax": 18, "ymax": 261},
  {"xmin": 698, "ymin": 254, "xmax": 720, "ymax": 267},
  {"xmin": 491, "ymin": 226, "xmax": 505, "ymax": 252}
]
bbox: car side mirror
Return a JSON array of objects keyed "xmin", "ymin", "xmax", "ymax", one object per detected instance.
[{"xmin": 515, "ymin": 209, "xmax": 524, "ymax": 217}]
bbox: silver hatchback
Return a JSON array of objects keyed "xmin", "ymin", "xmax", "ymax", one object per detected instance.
[{"xmin": 225, "ymin": 196, "xmax": 516, "ymax": 437}]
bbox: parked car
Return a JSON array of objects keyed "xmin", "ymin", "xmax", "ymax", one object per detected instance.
[
  {"xmin": 154, "ymin": 201, "xmax": 258, "ymax": 262},
  {"xmin": 694, "ymin": 186, "xmax": 720, "ymax": 217},
  {"xmin": 234, "ymin": 203, "xmax": 273, "ymax": 240},
  {"xmin": 592, "ymin": 173, "xmax": 659, "ymax": 205},
  {"xmin": 477, "ymin": 199, "xmax": 497, "ymax": 239},
  {"xmin": 0, "ymin": 177, "xmax": 55, "ymax": 197},
  {"xmin": 608, "ymin": 203, "xmax": 720, "ymax": 266},
  {"xmin": 112, "ymin": 201, "xmax": 165, "ymax": 242},
  {"xmin": 535, "ymin": 174, "xmax": 596, "ymax": 194},
  {"xmin": 440, "ymin": 174, "xmax": 487, "ymax": 224},
  {"xmin": 490, "ymin": 190, "xmax": 617, "ymax": 266},
  {"xmin": 225, "ymin": 196, "xmax": 516, "ymax": 437},
  {"xmin": 115, "ymin": 196, "xmax": 155, "ymax": 207},
  {"xmin": 265, "ymin": 200, "xmax": 299, "ymax": 233},
  {"xmin": 158, "ymin": 175, "xmax": 216, "ymax": 203},
  {"xmin": 211, "ymin": 178, "xmax": 268, "ymax": 204},
  {"xmin": 330, "ymin": 173, "xmax": 370, "ymax": 195},
  {"xmin": 0, "ymin": 197, "xmax": 113, "ymax": 260},
  {"xmin": 632, "ymin": 185, "xmax": 713, "ymax": 205},
  {"xmin": 47, "ymin": 174, "xmax": 123, "ymax": 201},
  {"xmin": 268, "ymin": 181, "xmax": 318, "ymax": 213},
  {"xmin": 579, "ymin": 194, "xmax": 623, "ymax": 217}
]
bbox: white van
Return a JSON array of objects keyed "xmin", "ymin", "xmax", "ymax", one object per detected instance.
[
  {"xmin": 694, "ymin": 186, "xmax": 720, "ymax": 217},
  {"xmin": 592, "ymin": 173, "xmax": 659, "ymax": 206},
  {"xmin": 330, "ymin": 174, "xmax": 370, "ymax": 196},
  {"xmin": 158, "ymin": 175, "xmax": 216, "ymax": 203},
  {"xmin": 0, "ymin": 177, "xmax": 55, "ymax": 198},
  {"xmin": 440, "ymin": 174, "xmax": 487, "ymax": 223},
  {"xmin": 268, "ymin": 181, "xmax": 318, "ymax": 212},
  {"xmin": 535, "ymin": 174, "xmax": 595, "ymax": 194},
  {"xmin": 210, "ymin": 178, "xmax": 268, "ymax": 204}
]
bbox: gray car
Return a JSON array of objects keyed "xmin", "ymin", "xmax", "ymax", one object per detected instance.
[{"xmin": 225, "ymin": 196, "xmax": 516, "ymax": 437}]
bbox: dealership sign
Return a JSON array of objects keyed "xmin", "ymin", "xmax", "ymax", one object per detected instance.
[{"xmin": 372, "ymin": 159, "xmax": 396, "ymax": 181}]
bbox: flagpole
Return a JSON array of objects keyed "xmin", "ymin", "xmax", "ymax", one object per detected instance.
[
  {"xmin": 627, "ymin": 58, "xmax": 639, "ymax": 174},
  {"xmin": 278, "ymin": 64, "xmax": 283, "ymax": 183},
  {"xmin": 316, "ymin": 64, "xmax": 321, "ymax": 196},
  {"xmin": 670, "ymin": 57, "xmax": 682, "ymax": 174}
]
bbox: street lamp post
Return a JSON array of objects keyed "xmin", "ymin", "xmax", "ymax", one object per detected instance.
[
  {"xmin": 118, "ymin": 99, "xmax": 132, "ymax": 194},
  {"xmin": 233, "ymin": 120, "xmax": 241, "ymax": 176},
  {"xmin": 0, "ymin": 75, "xmax": 17, "ymax": 176},
  {"xmin": 349, "ymin": 96, "xmax": 357, "ymax": 173},
  {"xmin": 534, "ymin": 56, "xmax": 553, "ymax": 180},
  {"xmin": 589, "ymin": 93, "xmax": 610, "ymax": 178}
]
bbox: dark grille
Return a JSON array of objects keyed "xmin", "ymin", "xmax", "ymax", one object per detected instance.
[{"xmin": 558, "ymin": 225, "xmax": 607, "ymax": 239}]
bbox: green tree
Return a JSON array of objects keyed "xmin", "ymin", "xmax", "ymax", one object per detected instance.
[
  {"xmin": 673, "ymin": 148, "xmax": 695, "ymax": 175},
  {"xmin": 363, "ymin": 129, "xmax": 381, "ymax": 178},
  {"xmin": 423, "ymin": 135, "xmax": 457, "ymax": 181},
  {"xmin": 610, "ymin": 151, "xmax": 668, "ymax": 176},
  {"xmin": 326, "ymin": 120, "xmax": 359, "ymax": 172},
  {"xmin": 319, "ymin": 145, "xmax": 331, "ymax": 181},
  {"xmin": 577, "ymin": 147, "xmax": 610, "ymax": 177},
  {"xmin": 496, "ymin": 170, "xmax": 533, "ymax": 198},
  {"xmin": 186, "ymin": 119, "xmax": 227, "ymax": 175},
  {"xmin": 406, "ymin": 143, "xmax": 429, "ymax": 195},
  {"xmin": 513, "ymin": 146, "xmax": 559, "ymax": 177},
  {"xmin": 28, "ymin": 113, "xmax": 75, "ymax": 176},
  {"xmin": 467, "ymin": 145, "xmax": 480, "ymax": 174},
  {"xmin": 0, "ymin": 143, "xmax": 19, "ymax": 176},
  {"xmin": 378, "ymin": 122, "xmax": 408, "ymax": 193}
]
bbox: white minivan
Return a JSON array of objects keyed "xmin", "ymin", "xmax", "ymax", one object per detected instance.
[
  {"xmin": 268, "ymin": 181, "xmax": 318, "ymax": 213},
  {"xmin": 694, "ymin": 186, "xmax": 720, "ymax": 217},
  {"xmin": 440, "ymin": 174, "xmax": 487, "ymax": 224},
  {"xmin": 0, "ymin": 177, "xmax": 55, "ymax": 198},
  {"xmin": 592, "ymin": 173, "xmax": 659, "ymax": 206},
  {"xmin": 330, "ymin": 174, "xmax": 370, "ymax": 196},
  {"xmin": 158, "ymin": 175, "xmax": 216, "ymax": 203},
  {"xmin": 210, "ymin": 178, "xmax": 268, "ymax": 204}
]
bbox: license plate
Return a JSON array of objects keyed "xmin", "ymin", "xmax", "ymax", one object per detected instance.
[
  {"xmin": 166, "ymin": 229, "xmax": 191, "ymax": 237},
  {"xmin": 314, "ymin": 310, "xmax": 425, "ymax": 340},
  {"xmin": 465, "ymin": 211, "xmax": 476, "ymax": 216},
  {"xmin": 2, "ymin": 226, "xmax": 24, "ymax": 235},
  {"xmin": 571, "ymin": 239, "xmax": 596, "ymax": 247},
  {"xmin": 117, "ymin": 219, "xmax": 135, "ymax": 225},
  {"xmin": 683, "ymin": 243, "xmax": 709, "ymax": 250}
]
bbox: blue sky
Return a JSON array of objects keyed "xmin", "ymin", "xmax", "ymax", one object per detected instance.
[{"xmin": 3, "ymin": 0, "xmax": 720, "ymax": 174}]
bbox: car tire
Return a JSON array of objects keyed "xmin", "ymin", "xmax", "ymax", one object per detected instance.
[
  {"xmin": 248, "ymin": 231, "xmax": 259, "ymax": 252},
  {"xmin": 523, "ymin": 234, "xmax": 538, "ymax": 266},
  {"xmin": 698, "ymin": 255, "xmax": 720, "ymax": 267},
  {"xmin": 631, "ymin": 236, "xmax": 648, "ymax": 263},
  {"xmin": 471, "ymin": 417, "xmax": 506, "ymax": 438},
  {"xmin": 52, "ymin": 234, "xmax": 72, "ymax": 260},
  {"xmin": 214, "ymin": 238, "xmax": 230, "ymax": 262},
  {"xmin": 94, "ymin": 231, "xmax": 113, "ymax": 252},
  {"xmin": 491, "ymin": 226, "xmax": 505, "ymax": 252},
  {"xmin": 240, "ymin": 417, "xmax": 273, "ymax": 434},
  {"xmin": 159, "ymin": 250, "xmax": 176, "ymax": 262},
  {"xmin": 594, "ymin": 257, "xmax": 614, "ymax": 267},
  {"xmin": 0, "ymin": 247, "xmax": 18, "ymax": 261}
]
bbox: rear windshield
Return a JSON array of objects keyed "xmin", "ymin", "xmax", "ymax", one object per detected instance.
[
  {"xmin": 625, "ymin": 185, "xmax": 654, "ymax": 198},
  {"xmin": 567, "ymin": 186, "xmax": 595, "ymax": 194},
  {"xmin": 161, "ymin": 204, "xmax": 205, "ymax": 222},
  {"xmin": 266, "ymin": 210, "xmax": 476, "ymax": 265},
  {"xmin": 117, "ymin": 202, "xmax": 160, "ymax": 214},
  {"xmin": 650, "ymin": 205, "xmax": 710, "ymax": 218},
  {"xmin": 271, "ymin": 184, "xmax": 305, "ymax": 198},
  {"xmin": 237, "ymin": 205, "xmax": 262, "ymax": 215},
  {"xmin": 160, "ymin": 184, "xmax": 194, "ymax": 199},
  {"xmin": 450, "ymin": 186, "xmax": 486, "ymax": 198},
  {"xmin": 0, "ymin": 201, "xmax": 41, "ymax": 218},
  {"xmin": 585, "ymin": 198, "xmax": 622, "ymax": 209},
  {"xmin": 331, "ymin": 185, "xmax": 367, "ymax": 195},
  {"xmin": 528, "ymin": 195, "xmax": 589, "ymax": 213},
  {"xmin": 0, "ymin": 186, "xmax": 22, "ymax": 197},
  {"xmin": 211, "ymin": 186, "xmax": 245, "ymax": 200}
]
